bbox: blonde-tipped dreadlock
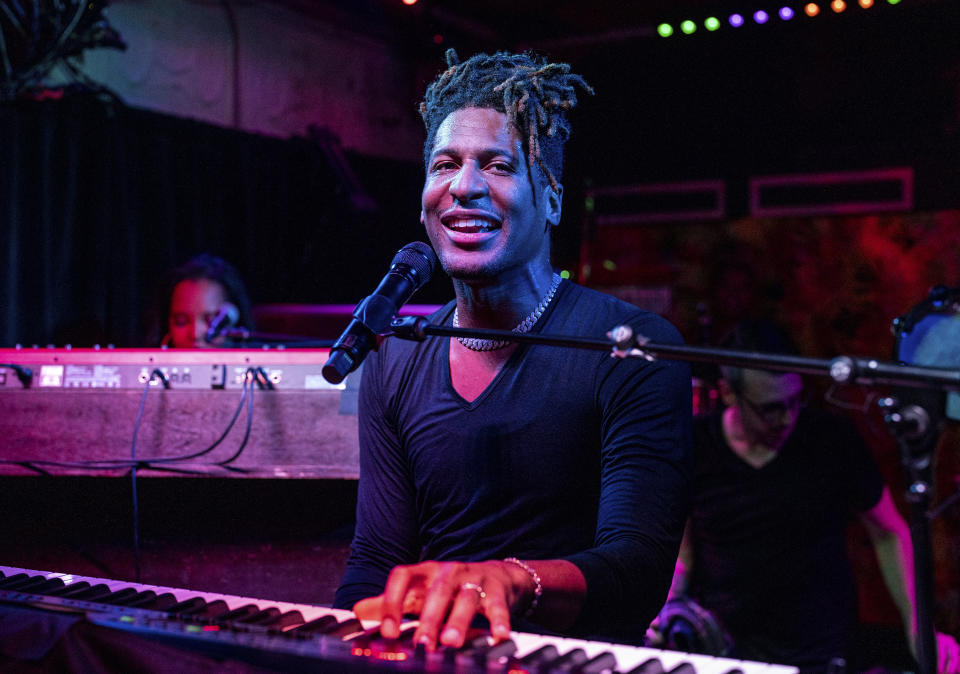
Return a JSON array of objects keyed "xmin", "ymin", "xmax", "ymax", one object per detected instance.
[{"xmin": 419, "ymin": 49, "xmax": 593, "ymax": 194}]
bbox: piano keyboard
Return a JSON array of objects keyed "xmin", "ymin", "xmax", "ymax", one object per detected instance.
[{"xmin": 0, "ymin": 566, "xmax": 797, "ymax": 674}]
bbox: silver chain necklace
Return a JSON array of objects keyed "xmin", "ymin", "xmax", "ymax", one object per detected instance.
[{"xmin": 452, "ymin": 273, "xmax": 562, "ymax": 352}]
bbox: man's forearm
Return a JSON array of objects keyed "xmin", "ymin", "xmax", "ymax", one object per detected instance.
[{"xmin": 871, "ymin": 527, "xmax": 918, "ymax": 638}]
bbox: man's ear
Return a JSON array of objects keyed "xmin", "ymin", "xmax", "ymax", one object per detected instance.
[
  {"xmin": 718, "ymin": 378, "xmax": 737, "ymax": 408},
  {"xmin": 420, "ymin": 209, "xmax": 426, "ymax": 226},
  {"xmin": 544, "ymin": 183, "xmax": 563, "ymax": 227}
]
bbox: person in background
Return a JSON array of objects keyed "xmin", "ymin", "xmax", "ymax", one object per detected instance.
[
  {"xmin": 148, "ymin": 253, "xmax": 254, "ymax": 348},
  {"xmin": 332, "ymin": 49, "xmax": 692, "ymax": 650},
  {"xmin": 659, "ymin": 319, "xmax": 959, "ymax": 673}
]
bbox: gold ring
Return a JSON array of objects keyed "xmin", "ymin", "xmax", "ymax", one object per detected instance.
[{"xmin": 460, "ymin": 582, "xmax": 486, "ymax": 601}]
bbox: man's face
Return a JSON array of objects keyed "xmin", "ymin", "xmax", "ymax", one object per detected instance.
[
  {"xmin": 420, "ymin": 107, "xmax": 560, "ymax": 280},
  {"xmin": 168, "ymin": 278, "xmax": 228, "ymax": 348},
  {"xmin": 733, "ymin": 370, "xmax": 804, "ymax": 452}
]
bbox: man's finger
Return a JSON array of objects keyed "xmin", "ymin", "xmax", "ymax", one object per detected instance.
[
  {"xmin": 353, "ymin": 595, "xmax": 384, "ymax": 621},
  {"xmin": 439, "ymin": 582, "xmax": 486, "ymax": 648}
]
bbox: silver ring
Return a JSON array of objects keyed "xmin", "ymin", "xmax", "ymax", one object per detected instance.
[{"xmin": 460, "ymin": 582, "xmax": 486, "ymax": 601}]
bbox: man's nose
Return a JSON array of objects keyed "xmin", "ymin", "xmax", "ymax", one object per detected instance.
[
  {"xmin": 449, "ymin": 163, "xmax": 487, "ymax": 202},
  {"xmin": 774, "ymin": 405, "xmax": 797, "ymax": 429},
  {"xmin": 194, "ymin": 319, "xmax": 209, "ymax": 346}
]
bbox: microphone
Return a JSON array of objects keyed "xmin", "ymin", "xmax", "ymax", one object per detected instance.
[
  {"xmin": 322, "ymin": 241, "xmax": 438, "ymax": 384},
  {"xmin": 204, "ymin": 302, "xmax": 240, "ymax": 343}
]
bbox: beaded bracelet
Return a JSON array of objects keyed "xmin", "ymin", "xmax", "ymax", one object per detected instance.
[{"xmin": 503, "ymin": 557, "xmax": 542, "ymax": 618}]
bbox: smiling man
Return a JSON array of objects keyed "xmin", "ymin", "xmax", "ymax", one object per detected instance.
[{"xmin": 332, "ymin": 50, "xmax": 693, "ymax": 649}]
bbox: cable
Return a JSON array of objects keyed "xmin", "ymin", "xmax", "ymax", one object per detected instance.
[
  {"xmin": 13, "ymin": 0, "xmax": 85, "ymax": 91},
  {"xmin": 0, "ymin": 367, "xmax": 256, "ymax": 471},
  {"xmin": 215, "ymin": 368, "xmax": 260, "ymax": 465},
  {"xmin": 130, "ymin": 368, "xmax": 167, "ymax": 582},
  {"xmin": 0, "ymin": 363, "xmax": 32, "ymax": 387}
]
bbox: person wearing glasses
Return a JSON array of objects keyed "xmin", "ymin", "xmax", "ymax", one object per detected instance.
[{"xmin": 658, "ymin": 319, "xmax": 959, "ymax": 673}]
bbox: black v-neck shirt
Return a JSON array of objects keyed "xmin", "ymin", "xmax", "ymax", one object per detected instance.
[
  {"xmin": 688, "ymin": 407, "xmax": 884, "ymax": 664},
  {"xmin": 335, "ymin": 280, "xmax": 693, "ymax": 637}
]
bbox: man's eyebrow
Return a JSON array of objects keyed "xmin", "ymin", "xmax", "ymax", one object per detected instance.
[{"xmin": 429, "ymin": 146, "xmax": 518, "ymax": 160}]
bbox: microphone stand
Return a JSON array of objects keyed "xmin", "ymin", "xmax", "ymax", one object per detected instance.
[{"xmin": 390, "ymin": 315, "xmax": 960, "ymax": 674}]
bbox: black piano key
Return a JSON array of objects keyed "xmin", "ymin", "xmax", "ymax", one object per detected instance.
[
  {"xmin": 214, "ymin": 603, "xmax": 261, "ymax": 622},
  {"xmin": 106, "ymin": 590, "xmax": 167, "ymax": 607},
  {"xmin": 456, "ymin": 635, "xmax": 491, "ymax": 665},
  {"xmin": 12, "ymin": 578, "xmax": 66, "ymax": 594},
  {"xmin": 519, "ymin": 644, "xmax": 561, "ymax": 666},
  {"xmin": 413, "ymin": 641, "xmax": 428, "ymax": 661},
  {"xmin": 46, "ymin": 581, "xmax": 91, "ymax": 596},
  {"xmin": 473, "ymin": 638, "xmax": 518, "ymax": 666},
  {"xmin": 58, "ymin": 583, "xmax": 114, "ymax": 601},
  {"xmin": 573, "ymin": 650, "xmax": 618, "ymax": 674},
  {"xmin": 324, "ymin": 618, "xmax": 364, "ymax": 638},
  {"xmin": 549, "ymin": 647, "xmax": 590, "ymax": 672},
  {"xmin": 264, "ymin": 610, "xmax": 305, "ymax": 631},
  {"xmin": 179, "ymin": 599, "xmax": 231, "ymax": 620},
  {"xmin": 667, "ymin": 664, "xmax": 696, "ymax": 674},
  {"xmin": 97, "ymin": 588, "xmax": 140, "ymax": 605},
  {"xmin": 0, "ymin": 575, "xmax": 50, "ymax": 591},
  {"xmin": 234, "ymin": 607, "xmax": 282, "ymax": 625},
  {"xmin": 0, "ymin": 573, "xmax": 32, "ymax": 589},
  {"xmin": 625, "ymin": 658, "xmax": 665, "ymax": 674},
  {"xmin": 289, "ymin": 614, "xmax": 339, "ymax": 635},
  {"xmin": 165, "ymin": 596, "xmax": 207, "ymax": 615},
  {"xmin": 232, "ymin": 608, "xmax": 306, "ymax": 633},
  {"xmin": 131, "ymin": 592, "xmax": 178, "ymax": 611},
  {"xmin": 121, "ymin": 590, "xmax": 155, "ymax": 607}
]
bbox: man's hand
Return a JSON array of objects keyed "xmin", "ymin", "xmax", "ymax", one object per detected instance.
[{"xmin": 352, "ymin": 560, "xmax": 532, "ymax": 650}]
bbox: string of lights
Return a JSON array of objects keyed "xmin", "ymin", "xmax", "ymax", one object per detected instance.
[{"xmin": 656, "ymin": 0, "xmax": 903, "ymax": 37}]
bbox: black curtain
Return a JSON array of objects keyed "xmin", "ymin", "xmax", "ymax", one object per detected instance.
[{"xmin": 0, "ymin": 94, "xmax": 436, "ymax": 347}]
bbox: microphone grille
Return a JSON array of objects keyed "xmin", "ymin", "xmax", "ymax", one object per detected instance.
[
  {"xmin": 392, "ymin": 241, "xmax": 438, "ymax": 286},
  {"xmin": 223, "ymin": 302, "xmax": 240, "ymax": 324}
]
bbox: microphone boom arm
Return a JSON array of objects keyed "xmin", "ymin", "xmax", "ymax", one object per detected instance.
[{"xmin": 389, "ymin": 317, "xmax": 960, "ymax": 392}]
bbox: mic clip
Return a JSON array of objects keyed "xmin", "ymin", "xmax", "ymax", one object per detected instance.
[
  {"xmin": 354, "ymin": 294, "xmax": 400, "ymax": 335},
  {"xmin": 607, "ymin": 324, "xmax": 656, "ymax": 361},
  {"xmin": 389, "ymin": 316, "xmax": 429, "ymax": 341}
]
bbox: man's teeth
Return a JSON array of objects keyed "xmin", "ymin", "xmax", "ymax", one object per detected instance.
[{"xmin": 447, "ymin": 219, "xmax": 497, "ymax": 232}]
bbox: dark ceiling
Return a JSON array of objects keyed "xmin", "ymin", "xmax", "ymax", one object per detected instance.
[{"xmin": 276, "ymin": 0, "xmax": 960, "ymax": 214}]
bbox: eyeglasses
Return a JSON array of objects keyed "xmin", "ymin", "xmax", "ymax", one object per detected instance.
[{"xmin": 736, "ymin": 390, "xmax": 806, "ymax": 423}]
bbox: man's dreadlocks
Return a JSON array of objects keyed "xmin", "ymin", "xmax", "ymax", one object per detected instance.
[{"xmin": 419, "ymin": 49, "xmax": 593, "ymax": 194}]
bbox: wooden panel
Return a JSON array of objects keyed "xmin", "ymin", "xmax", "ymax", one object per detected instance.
[{"xmin": 0, "ymin": 388, "xmax": 359, "ymax": 479}]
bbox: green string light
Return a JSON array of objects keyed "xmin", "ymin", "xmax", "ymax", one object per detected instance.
[
  {"xmin": 681, "ymin": 20, "xmax": 697, "ymax": 34},
  {"xmin": 705, "ymin": 16, "xmax": 721, "ymax": 31},
  {"xmin": 657, "ymin": 23, "xmax": 674, "ymax": 37}
]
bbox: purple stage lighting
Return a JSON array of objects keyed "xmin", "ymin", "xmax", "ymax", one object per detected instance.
[
  {"xmin": 754, "ymin": 9, "xmax": 769, "ymax": 23},
  {"xmin": 729, "ymin": 13, "xmax": 745, "ymax": 26},
  {"xmin": 779, "ymin": 6, "xmax": 795, "ymax": 19}
]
